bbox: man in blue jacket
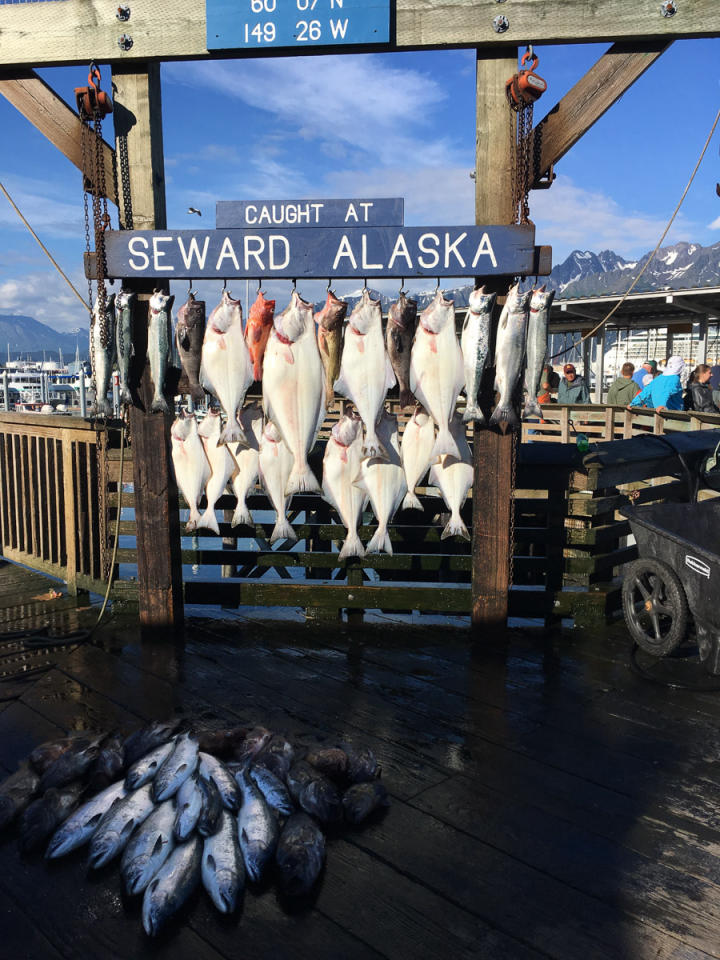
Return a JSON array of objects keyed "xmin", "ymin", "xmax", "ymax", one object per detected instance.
[{"xmin": 628, "ymin": 356, "xmax": 685, "ymax": 411}]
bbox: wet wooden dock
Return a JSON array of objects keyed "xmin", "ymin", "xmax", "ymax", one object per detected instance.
[{"xmin": 2, "ymin": 558, "xmax": 720, "ymax": 959}]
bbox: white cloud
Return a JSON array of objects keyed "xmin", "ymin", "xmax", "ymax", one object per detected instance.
[
  {"xmin": 708, "ymin": 215, "xmax": 720, "ymax": 230},
  {"xmin": 0, "ymin": 269, "xmax": 90, "ymax": 332},
  {"xmin": 0, "ymin": 175, "xmax": 83, "ymax": 239}
]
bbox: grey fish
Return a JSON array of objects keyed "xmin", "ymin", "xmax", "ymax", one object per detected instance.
[
  {"xmin": 197, "ymin": 775, "xmax": 223, "ymax": 837},
  {"xmin": 142, "ymin": 834, "xmax": 202, "ymax": 937},
  {"xmin": 315, "ymin": 289, "xmax": 348, "ymax": 406},
  {"xmin": 344, "ymin": 744, "xmax": 381, "ymax": 783},
  {"xmin": 88, "ymin": 732, "xmax": 125, "ymax": 793},
  {"xmin": 255, "ymin": 734, "xmax": 296, "ymax": 781},
  {"xmin": 153, "ymin": 732, "xmax": 199, "ymax": 803},
  {"xmin": 123, "ymin": 720, "xmax": 180, "ymax": 768},
  {"xmin": 29, "ymin": 734, "xmax": 94, "ymax": 775},
  {"xmin": 125, "ymin": 739, "xmax": 175, "ymax": 791},
  {"xmin": 286, "ymin": 761, "xmax": 342, "ymax": 824},
  {"xmin": 89, "ymin": 783, "xmax": 156, "ymax": 869},
  {"xmin": 176, "ymin": 292, "xmax": 206, "ymax": 403},
  {"xmin": 174, "ymin": 773, "xmax": 202, "ymax": 842},
  {"xmin": 305, "ymin": 746, "xmax": 348, "ymax": 782},
  {"xmin": 523, "ymin": 286, "xmax": 556, "ymax": 420},
  {"xmin": 489, "ymin": 283, "xmax": 532, "ymax": 433},
  {"xmin": 386, "ymin": 292, "xmax": 418, "ymax": 409},
  {"xmin": 249, "ymin": 764, "xmax": 294, "ymax": 817},
  {"xmin": 236, "ymin": 767, "xmax": 279, "ymax": 882},
  {"xmin": 115, "ymin": 288, "xmax": 136, "ymax": 405},
  {"xmin": 198, "ymin": 752, "xmax": 241, "ymax": 812},
  {"xmin": 90, "ymin": 292, "xmax": 116, "ymax": 418},
  {"xmin": 461, "ymin": 286, "xmax": 496, "ymax": 424},
  {"xmin": 342, "ymin": 781, "xmax": 389, "ymax": 824},
  {"xmin": 0, "ymin": 762, "xmax": 40, "ymax": 830},
  {"xmin": 275, "ymin": 812, "xmax": 325, "ymax": 896},
  {"xmin": 148, "ymin": 289, "xmax": 174, "ymax": 414},
  {"xmin": 19, "ymin": 783, "xmax": 82, "ymax": 854},
  {"xmin": 46, "ymin": 778, "xmax": 128, "ymax": 859},
  {"xmin": 38, "ymin": 737, "xmax": 103, "ymax": 793},
  {"xmin": 121, "ymin": 799, "xmax": 176, "ymax": 895},
  {"xmin": 202, "ymin": 809, "xmax": 245, "ymax": 914}
]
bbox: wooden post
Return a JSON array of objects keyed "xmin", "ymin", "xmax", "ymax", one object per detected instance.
[
  {"xmin": 112, "ymin": 64, "xmax": 183, "ymax": 634},
  {"xmin": 471, "ymin": 49, "xmax": 517, "ymax": 634}
]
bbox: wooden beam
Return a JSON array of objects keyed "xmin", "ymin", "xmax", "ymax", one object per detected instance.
[
  {"xmin": 532, "ymin": 40, "xmax": 671, "ymax": 184},
  {"xmin": 0, "ymin": 70, "xmax": 116, "ymax": 204},
  {"xmin": 471, "ymin": 48, "xmax": 517, "ymax": 636},
  {"xmin": 113, "ymin": 63, "xmax": 183, "ymax": 635}
]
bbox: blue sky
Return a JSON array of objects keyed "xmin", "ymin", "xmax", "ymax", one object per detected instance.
[{"xmin": 0, "ymin": 37, "xmax": 719, "ymax": 330}]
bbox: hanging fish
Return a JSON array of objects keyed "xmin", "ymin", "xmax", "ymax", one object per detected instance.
[
  {"xmin": 357, "ymin": 410, "xmax": 407, "ymax": 555},
  {"xmin": 400, "ymin": 405, "xmax": 435, "ymax": 511},
  {"xmin": 322, "ymin": 412, "xmax": 367, "ymax": 560},
  {"xmin": 315, "ymin": 289, "xmax": 348, "ymax": 407},
  {"xmin": 147, "ymin": 289, "xmax": 174, "ymax": 414},
  {"xmin": 175, "ymin": 292, "xmax": 206, "ymax": 403},
  {"xmin": 258, "ymin": 420, "xmax": 297, "ymax": 544},
  {"xmin": 386, "ymin": 292, "xmax": 418, "ymax": 409},
  {"xmin": 201, "ymin": 290, "xmax": 254, "ymax": 445},
  {"xmin": 523, "ymin": 286, "xmax": 556, "ymax": 420},
  {"xmin": 170, "ymin": 411, "xmax": 211, "ymax": 532},
  {"xmin": 409, "ymin": 290, "xmax": 464, "ymax": 460},
  {"xmin": 245, "ymin": 289, "xmax": 276, "ymax": 382},
  {"xmin": 334, "ymin": 288, "xmax": 395, "ymax": 460},
  {"xmin": 114, "ymin": 288, "xmax": 135, "ymax": 406},
  {"xmin": 429, "ymin": 412, "xmax": 473, "ymax": 540},
  {"xmin": 229, "ymin": 401, "xmax": 263, "ymax": 528},
  {"xmin": 461, "ymin": 286, "xmax": 497, "ymax": 424},
  {"xmin": 90, "ymin": 292, "xmax": 116, "ymax": 418},
  {"xmin": 489, "ymin": 283, "xmax": 532, "ymax": 432},
  {"xmin": 196, "ymin": 408, "xmax": 236, "ymax": 535},
  {"xmin": 262, "ymin": 290, "xmax": 324, "ymax": 495}
]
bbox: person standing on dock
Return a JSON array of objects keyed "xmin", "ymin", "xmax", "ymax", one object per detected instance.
[
  {"xmin": 632, "ymin": 360, "xmax": 658, "ymax": 389},
  {"xmin": 684, "ymin": 364, "xmax": 720, "ymax": 414},
  {"xmin": 628, "ymin": 356, "xmax": 685, "ymax": 412},
  {"xmin": 557, "ymin": 363, "xmax": 590, "ymax": 404},
  {"xmin": 607, "ymin": 362, "xmax": 641, "ymax": 406}
]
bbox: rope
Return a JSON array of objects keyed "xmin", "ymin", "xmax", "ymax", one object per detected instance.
[
  {"xmin": 550, "ymin": 105, "xmax": 720, "ymax": 362},
  {"xmin": 0, "ymin": 178, "xmax": 91, "ymax": 313}
]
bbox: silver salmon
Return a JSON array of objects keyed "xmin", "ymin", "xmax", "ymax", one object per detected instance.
[
  {"xmin": 489, "ymin": 283, "xmax": 532, "ymax": 432},
  {"xmin": 523, "ymin": 286, "xmax": 556, "ymax": 420},
  {"xmin": 148, "ymin": 289, "xmax": 174, "ymax": 414},
  {"xmin": 114, "ymin": 288, "xmax": 135, "ymax": 406},
  {"xmin": 461, "ymin": 286, "xmax": 496, "ymax": 424}
]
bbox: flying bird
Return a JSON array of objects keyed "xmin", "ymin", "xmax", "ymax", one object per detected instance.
[{"xmin": 188, "ymin": 207, "xmax": 202, "ymax": 216}]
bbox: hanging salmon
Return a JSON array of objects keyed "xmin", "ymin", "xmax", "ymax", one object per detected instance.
[
  {"xmin": 461, "ymin": 287, "xmax": 496, "ymax": 425},
  {"xmin": 114, "ymin": 288, "xmax": 135, "ymax": 407},
  {"xmin": 523, "ymin": 286, "xmax": 555, "ymax": 420},
  {"xmin": 148, "ymin": 290, "xmax": 174, "ymax": 414},
  {"xmin": 489, "ymin": 283, "xmax": 531, "ymax": 432},
  {"xmin": 90, "ymin": 292, "xmax": 116, "ymax": 418}
]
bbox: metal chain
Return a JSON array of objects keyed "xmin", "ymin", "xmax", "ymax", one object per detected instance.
[
  {"xmin": 92, "ymin": 113, "xmax": 110, "ymax": 349},
  {"xmin": 507, "ymin": 96, "xmax": 533, "ymax": 225},
  {"xmin": 117, "ymin": 133, "xmax": 134, "ymax": 230}
]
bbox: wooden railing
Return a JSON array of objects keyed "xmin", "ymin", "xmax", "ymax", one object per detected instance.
[{"xmin": 521, "ymin": 403, "xmax": 720, "ymax": 443}]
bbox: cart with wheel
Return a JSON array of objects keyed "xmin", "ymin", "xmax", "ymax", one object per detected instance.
[{"xmin": 619, "ymin": 499, "xmax": 720, "ymax": 673}]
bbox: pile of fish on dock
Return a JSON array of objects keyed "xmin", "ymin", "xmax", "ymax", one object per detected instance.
[
  {"xmin": 0, "ymin": 721, "xmax": 388, "ymax": 936},
  {"xmin": 94, "ymin": 280, "xmax": 554, "ymax": 552}
]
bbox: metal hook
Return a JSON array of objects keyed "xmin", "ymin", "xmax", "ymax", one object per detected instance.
[
  {"xmin": 363, "ymin": 278, "xmax": 368, "ymax": 290},
  {"xmin": 188, "ymin": 278, "xmax": 193, "ymax": 294},
  {"xmin": 292, "ymin": 278, "xmax": 297, "ymax": 291},
  {"xmin": 399, "ymin": 277, "xmax": 405, "ymax": 295},
  {"xmin": 327, "ymin": 279, "xmax": 332, "ymax": 291},
  {"xmin": 257, "ymin": 278, "xmax": 262, "ymax": 293},
  {"xmin": 435, "ymin": 277, "xmax": 440, "ymax": 293},
  {"xmin": 222, "ymin": 278, "xmax": 227, "ymax": 291}
]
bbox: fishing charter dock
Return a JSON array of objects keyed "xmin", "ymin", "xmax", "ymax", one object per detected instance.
[{"xmin": 2, "ymin": 561, "xmax": 720, "ymax": 959}]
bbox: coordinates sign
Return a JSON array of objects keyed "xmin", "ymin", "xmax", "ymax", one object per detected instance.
[
  {"xmin": 216, "ymin": 198, "xmax": 404, "ymax": 229},
  {"xmin": 206, "ymin": 0, "xmax": 390, "ymax": 50},
  {"xmin": 103, "ymin": 225, "xmax": 536, "ymax": 280}
]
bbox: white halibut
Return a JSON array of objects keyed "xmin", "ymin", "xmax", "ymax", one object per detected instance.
[
  {"xmin": 409, "ymin": 290, "xmax": 464, "ymax": 462},
  {"xmin": 334, "ymin": 289, "xmax": 395, "ymax": 460},
  {"xmin": 258, "ymin": 421, "xmax": 297, "ymax": 545},
  {"xmin": 262, "ymin": 291, "xmax": 324, "ymax": 495},
  {"xmin": 196, "ymin": 408, "xmax": 236, "ymax": 535},
  {"xmin": 322, "ymin": 414, "xmax": 367, "ymax": 561},
  {"xmin": 229, "ymin": 401, "xmax": 264, "ymax": 528},
  {"xmin": 171, "ymin": 412, "xmax": 210, "ymax": 532},
  {"xmin": 429, "ymin": 413, "xmax": 473, "ymax": 541},
  {"xmin": 200, "ymin": 291, "xmax": 254, "ymax": 445},
  {"xmin": 401, "ymin": 406, "xmax": 436, "ymax": 511},
  {"xmin": 357, "ymin": 410, "xmax": 407, "ymax": 555}
]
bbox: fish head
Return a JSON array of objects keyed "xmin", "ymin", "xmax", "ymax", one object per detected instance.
[
  {"xmin": 149, "ymin": 290, "xmax": 171, "ymax": 314},
  {"xmin": 388, "ymin": 293, "xmax": 418, "ymax": 330},
  {"xmin": 274, "ymin": 292, "xmax": 307, "ymax": 343},
  {"xmin": 115, "ymin": 289, "xmax": 136, "ymax": 312},
  {"xmin": 262, "ymin": 421, "xmax": 283, "ymax": 445},
  {"xmin": 197, "ymin": 407, "xmax": 222, "ymax": 439},
  {"xmin": 316, "ymin": 290, "xmax": 348, "ymax": 331},
  {"xmin": 171, "ymin": 412, "xmax": 193, "ymax": 443},
  {"xmin": 209, "ymin": 291, "xmax": 242, "ymax": 333},
  {"xmin": 530, "ymin": 286, "xmax": 555, "ymax": 313},
  {"xmin": 249, "ymin": 291, "xmax": 276, "ymax": 326},
  {"xmin": 411, "ymin": 405, "xmax": 431, "ymax": 429},
  {"xmin": 468, "ymin": 286, "xmax": 497, "ymax": 316},
  {"xmin": 348, "ymin": 290, "xmax": 381, "ymax": 335},
  {"xmin": 419, "ymin": 292, "xmax": 454, "ymax": 334},
  {"xmin": 331, "ymin": 415, "xmax": 363, "ymax": 450}
]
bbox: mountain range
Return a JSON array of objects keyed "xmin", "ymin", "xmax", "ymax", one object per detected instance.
[{"xmin": 0, "ymin": 314, "xmax": 85, "ymax": 362}]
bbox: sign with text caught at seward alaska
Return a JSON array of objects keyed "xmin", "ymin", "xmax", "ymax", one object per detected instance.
[
  {"xmin": 206, "ymin": 0, "xmax": 390, "ymax": 51},
  {"xmin": 216, "ymin": 198, "xmax": 404, "ymax": 229}
]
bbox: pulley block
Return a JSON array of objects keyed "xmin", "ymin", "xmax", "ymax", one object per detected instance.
[
  {"xmin": 75, "ymin": 63, "xmax": 113, "ymax": 121},
  {"xmin": 506, "ymin": 49, "xmax": 547, "ymax": 107}
]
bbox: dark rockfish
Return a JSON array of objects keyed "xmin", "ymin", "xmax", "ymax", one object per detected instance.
[
  {"xmin": 148, "ymin": 289, "xmax": 174, "ymax": 414},
  {"xmin": 175, "ymin": 292, "xmax": 206, "ymax": 403},
  {"xmin": 305, "ymin": 746, "xmax": 349, "ymax": 782},
  {"xmin": 88, "ymin": 732, "xmax": 125, "ymax": 793},
  {"xmin": 29, "ymin": 734, "xmax": 93, "ymax": 775},
  {"xmin": 489, "ymin": 283, "xmax": 532, "ymax": 433},
  {"xmin": 19, "ymin": 783, "xmax": 82, "ymax": 854},
  {"xmin": 523, "ymin": 286, "xmax": 556, "ymax": 420},
  {"xmin": 193, "ymin": 726, "xmax": 247, "ymax": 759},
  {"xmin": 123, "ymin": 720, "xmax": 179, "ymax": 769},
  {"xmin": 0, "ymin": 762, "xmax": 40, "ymax": 830},
  {"xmin": 343, "ymin": 743, "xmax": 381, "ymax": 783},
  {"xmin": 461, "ymin": 286, "xmax": 496, "ymax": 424},
  {"xmin": 115, "ymin": 288, "xmax": 136, "ymax": 405},
  {"xmin": 90, "ymin": 292, "xmax": 116, "ymax": 418},
  {"xmin": 342, "ymin": 780, "xmax": 389, "ymax": 824},
  {"xmin": 287, "ymin": 761, "xmax": 342, "ymax": 824},
  {"xmin": 38, "ymin": 737, "xmax": 103, "ymax": 792},
  {"xmin": 386, "ymin": 293, "xmax": 418, "ymax": 409},
  {"xmin": 255, "ymin": 734, "xmax": 296, "ymax": 781},
  {"xmin": 142, "ymin": 834, "xmax": 202, "ymax": 936},
  {"xmin": 315, "ymin": 290, "xmax": 348, "ymax": 406},
  {"xmin": 275, "ymin": 813, "xmax": 325, "ymax": 896},
  {"xmin": 245, "ymin": 289, "xmax": 276, "ymax": 382}
]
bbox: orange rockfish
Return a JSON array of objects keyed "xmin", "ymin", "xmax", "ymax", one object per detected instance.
[{"xmin": 245, "ymin": 290, "xmax": 276, "ymax": 381}]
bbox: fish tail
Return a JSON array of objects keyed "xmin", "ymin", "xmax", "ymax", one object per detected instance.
[
  {"xmin": 442, "ymin": 514, "xmax": 470, "ymax": 541},
  {"xmin": 522, "ymin": 399, "xmax": 543, "ymax": 420},
  {"xmin": 231, "ymin": 503, "xmax": 252, "ymax": 527},
  {"xmin": 366, "ymin": 526, "xmax": 392, "ymax": 555},
  {"xmin": 361, "ymin": 430, "xmax": 389, "ymax": 461},
  {"xmin": 399, "ymin": 388, "xmax": 414, "ymax": 409},
  {"xmin": 186, "ymin": 507, "xmax": 202, "ymax": 532},
  {"xmin": 338, "ymin": 533, "xmax": 365, "ymax": 561},
  {"xmin": 430, "ymin": 424, "xmax": 461, "ymax": 461},
  {"xmin": 489, "ymin": 404, "xmax": 520, "ymax": 434},
  {"xmin": 197, "ymin": 509, "xmax": 220, "ymax": 535},
  {"xmin": 270, "ymin": 516, "xmax": 297, "ymax": 544},
  {"xmin": 252, "ymin": 360, "xmax": 263, "ymax": 381},
  {"xmin": 219, "ymin": 420, "xmax": 246, "ymax": 446},
  {"xmin": 190, "ymin": 384, "xmax": 205, "ymax": 403},
  {"xmin": 94, "ymin": 398, "xmax": 112, "ymax": 418},
  {"xmin": 401, "ymin": 491, "xmax": 423, "ymax": 512},
  {"xmin": 150, "ymin": 395, "xmax": 169, "ymax": 414},
  {"xmin": 285, "ymin": 463, "xmax": 321, "ymax": 495},
  {"xmin": 462, "ymin": 404, "xmax": 486, "ymax": 425},
  {"xmin": 119, "ymin": 386, "xmax": 132, "ymax": 406}
]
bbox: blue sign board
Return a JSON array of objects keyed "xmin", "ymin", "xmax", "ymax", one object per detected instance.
[
  {"xmin": 216, "ymin": 198, "xmax": 404, "ymax": 229},
  {"xmin": 104, "ymin": 225, "xmax": 536, "ymax": 280},
  {"xmin": 206, "ymin": 0, "xmax": 390, "ymax": 51}
]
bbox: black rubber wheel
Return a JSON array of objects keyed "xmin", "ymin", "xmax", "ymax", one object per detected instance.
[{"xmin": 622, "ymin": 558, "xmax": 688, "ymax": 656}]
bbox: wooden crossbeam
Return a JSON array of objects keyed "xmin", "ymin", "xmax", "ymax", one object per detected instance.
[
  {"xmin": 0, "ymin": 70, "xmax": 116, "ymax": 205},
  {"xmin": 532, "ymin": 41, "xmax": 672, "ymax": 185}
]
